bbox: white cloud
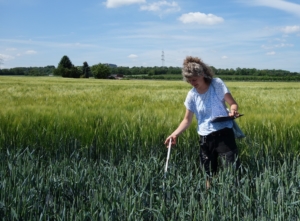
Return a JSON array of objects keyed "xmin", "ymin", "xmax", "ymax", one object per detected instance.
[
  {"xmin": 25, "ymin": 50, "xmax": 37, "ymax": 55},
  {"xmin": 178, "ymin": 12, "xmax": 224, "ymax": 25},
  {"xmin": 261, "ymin": 44, "xmax": 272, "ymax": 50},
  {"xmin": 221, "ymin": 56, "xmax": 228, "ymax": 59},
  {"xmin": 140, "ymin": 1, "xmax": 180, "ymax": 14},
  {"xmin": 239, "ymin": 0, "xmax": 300, "ymax": 17},
  {"xmin": 0, "ymin": 53, "xmax": 15, "ymax": 60},
  {"xmin": 274, "ymin": 38, "xmax": 286, "ymax": 42},
  {"xmin": 266, "ymin": 51, "xmax": 276, "ymax": 55},
  {"xmin": 261, "ymin": 43, "xmax": 293, "ymax": 50},
  {"xmin": 275, "ymin": 43, "xmax": 293, "ymax": 48},
  {"xmin": 281, "ymin": 25, "xmax": 300, "ymax": 34},
  {"xmin": 104, "ymin": 0, "xmax": 146, "ymax": 8},
  {"xmin": 6, "ymin": 48, "xmax": 17, "ymax": 51},
  {"xmin": 128, "ymin": 54, "xmax": 138, "ymax": 58}
]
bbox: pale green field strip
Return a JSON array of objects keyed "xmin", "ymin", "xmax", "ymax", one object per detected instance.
[{"xmin": 0, "ymin": 76, "xmax": 299, "ymax": 153}]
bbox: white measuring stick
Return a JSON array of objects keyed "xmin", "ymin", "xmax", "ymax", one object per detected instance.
[{"xmin": 164, "ymin": 138, "xmax": 172, "ymax": 173}]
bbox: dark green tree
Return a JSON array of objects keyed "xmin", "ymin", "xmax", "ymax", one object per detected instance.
[
  {"xmin": 58, "ymin": 55, "xmax": 72, "ymax": 69},
  {"xmin": 82, "ymin": 61, "xmax": 91, "ymax": 78},
  {"xmin": 27, "ymin": 68, "xmax": 40, "ymax": 76},
  {"xmin": 53, "ymin": 66, "xmax": 65, "ymax": 76},
  {"xmin": 130, "ymin": 66, "xmax": 140, "ymax": 75},
  {"xmin": 147, "ymin": 69, "xmax": 155, "ymax": 76},
  {"xmin": 70, "ymin": 66, "xmax": 81, "ymax": 78},
  {"xmin": 92, "ymin": 63, "xmax": 111, "ymax": 79},
  {"xmin": 53, "ymin": 55, "xmax": 79, "ymax": 78},
  {"xmin": 117, "ymin": 66, "xmax": 131, "ymax": 76}
]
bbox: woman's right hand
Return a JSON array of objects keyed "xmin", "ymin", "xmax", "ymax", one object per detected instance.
[
  {"xmin": 163, "ymin": 109, "xmax": 193, "ymax": 148},
  {"xmin": 164, "ymin": 135, "xmax": 177, "ymax": 147}
]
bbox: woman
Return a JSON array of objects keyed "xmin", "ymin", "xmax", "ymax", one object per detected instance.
[{"xmin": 164, "ymin": 56, "xmax": 241, "ymax": 188}]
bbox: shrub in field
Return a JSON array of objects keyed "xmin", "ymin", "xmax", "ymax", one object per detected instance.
[{"xmin": 92, "ymin": 63, "xmax": 111, "ymax": 79}]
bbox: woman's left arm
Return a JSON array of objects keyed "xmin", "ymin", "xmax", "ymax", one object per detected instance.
[{"xmin": 224, "ymin": 93, "xmax": 239, "ymax": 117}]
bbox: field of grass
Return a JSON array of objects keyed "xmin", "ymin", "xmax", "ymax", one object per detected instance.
[{"xmin": 0, "ymin": 76, "xmax": 300, "ymax": 220}]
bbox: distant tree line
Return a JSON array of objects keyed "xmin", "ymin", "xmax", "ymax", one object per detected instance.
[
  {"xmin": 1, "ymin": 55, "xmax": 299, "ymax": 81},
  {"xmin": 210, "ymin": 67, "xmax": 299, "ymax": 77},
  {"xmin": 0, "ymin": 66, "xmax": 55, "ymax": 76},
  {"xmin": 123, "ymin": 66, "xmax": 300, "ymax": 81},
  {"xmin": 216, "ymin": 75, "xmax": 300, "ymax": 82},
  {"xmin": 110, "ymin": 66, "xmax": 182, "ymax": 76}
]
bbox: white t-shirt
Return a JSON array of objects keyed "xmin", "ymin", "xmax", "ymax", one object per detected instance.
[{"xmin": 184, "ymin": 78, "xmax": 233, "ymax": 136}]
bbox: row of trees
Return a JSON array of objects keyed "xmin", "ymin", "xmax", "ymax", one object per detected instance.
[
  {"xmin": 50, "ymin": 56, "xmax": 180, "ymax": 79},
  {"xmin": 53, "ymin": 56, "xmax": 110, "ymax": 79},
  {"xmin": 0, "ymin": 56, "xmax": 111, "ymax": 79},
  {"xmin": 0, "ymin": 66, "xmax": 55, "ymax": 76},
  {"xmin": 110, "ymin": 66, "xmax": 182, "ymax": 76},
  {"xmin": 211, "ymin": 67, "xmax": 299, "ymax": 76},
  {"xmin": 1, "ymin": 55, "xmax": 299, "ymax": 79}
]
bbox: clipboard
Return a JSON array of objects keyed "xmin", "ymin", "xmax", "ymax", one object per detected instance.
[{"xmin": 211, "ymin": 114, "xmax": 244, "ymax": 122}]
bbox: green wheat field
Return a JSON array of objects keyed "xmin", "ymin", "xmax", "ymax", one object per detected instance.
[{"xmin": 0, "ymin": 76, "xmax": 300, "ymax": 220}]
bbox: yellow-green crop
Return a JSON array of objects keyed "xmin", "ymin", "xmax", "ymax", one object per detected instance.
[{"xmin": 1, "ymin": 77, "xmax": 299, "ymax": 155}]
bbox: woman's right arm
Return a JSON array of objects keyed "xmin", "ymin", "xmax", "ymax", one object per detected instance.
[{"xmin": 164, "ymin": 109, "xmax": 194, "ymax": 146}]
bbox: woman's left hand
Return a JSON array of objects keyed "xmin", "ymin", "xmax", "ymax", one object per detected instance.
[
  {"xmin": 229, "ymin": 109, "xmax": 240, "ymax": 118},
  {"xmin": 224, "ymin": 93, "xmax": 239, "ymax": 118}
]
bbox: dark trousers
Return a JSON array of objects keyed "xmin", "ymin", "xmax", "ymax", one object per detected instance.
[{"xmin": 199, "ymin": 127, "xmax": 240, "ymax": 176}]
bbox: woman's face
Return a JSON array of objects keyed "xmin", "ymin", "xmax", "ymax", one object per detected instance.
[{"xmin": 187, "ymin": 76, "xmax": 204, "ymax": 88}]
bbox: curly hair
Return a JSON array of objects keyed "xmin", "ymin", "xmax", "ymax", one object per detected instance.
[{"xmin": 182, "ymin": 56, "xmax": 214, "ymax": 84}]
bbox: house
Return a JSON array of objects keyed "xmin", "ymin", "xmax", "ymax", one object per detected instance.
[{"xmin": 107, "ymin": 74, "xmax": 123, "ymax": 79}]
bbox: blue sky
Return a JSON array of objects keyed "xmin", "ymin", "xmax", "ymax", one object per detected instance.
[{"xmin": 0, "ymin": 0, "xmax": 300, "ymax": 72}]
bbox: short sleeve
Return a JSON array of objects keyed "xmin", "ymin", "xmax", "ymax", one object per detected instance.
[
  {"xmin": 212, "ymin": 78, "xmax": 230, "ymax": 101},
  {"xmin": 184, "ymin": 90, "xmax": 195, "ymax": 113}
]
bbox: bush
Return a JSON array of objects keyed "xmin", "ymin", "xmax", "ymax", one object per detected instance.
[{"xmin": 92, "ymin": 63, "xmax": 111, "ymax": 79}]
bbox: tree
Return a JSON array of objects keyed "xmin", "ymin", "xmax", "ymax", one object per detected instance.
[
  {"xmin": 117, "ymin": 66, "xmax": 131, "ymax": 76},
  {"xmin": 53, "ymin": 66, "xmax": 64, "ymax": 76},
  {"xmin": 53, "ymin": 55, "xmax": 80, "ymax": 78},
  {"xmin": 82, "ymin": 61, "xmax": 91, "ymax": 78},
  {"xmin": 147, "ymin": 69, "xmax": 155, "ymax": 76},
  {"xmin": 70, "ymin": 66, "xmax": 81, "ymax": 78},
  {"xmin": 28, "ymin": 68, "xmax": 40, "ymax": 76},
  {"xmin": 58, "ymin": 55, "xmax": 73, "ymax": 69},
  {"xmin": 92, "ymin": 63, "xmax": 111, "ymax": 79}
]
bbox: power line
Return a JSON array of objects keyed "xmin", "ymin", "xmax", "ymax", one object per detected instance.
[{"xmin": 161, "ymin": 50, "xmax": 165, "ymax": 67}]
